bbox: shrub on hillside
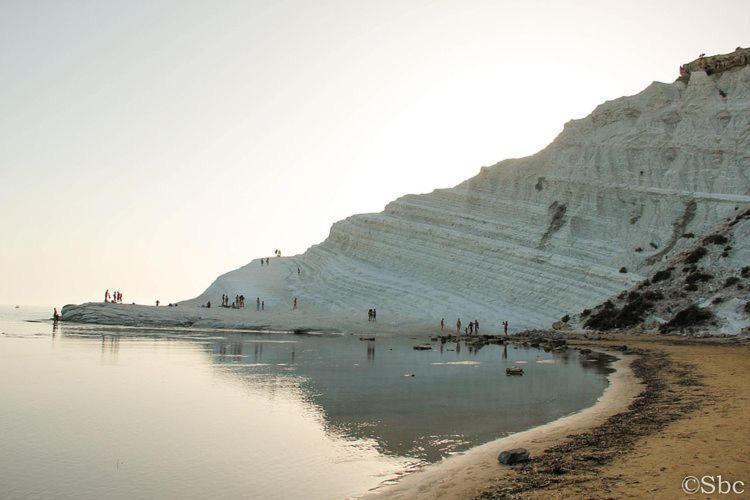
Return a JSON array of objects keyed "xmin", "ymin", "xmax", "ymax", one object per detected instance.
[
  {"xmin": 659, "ymin": 305, "xmax": 713, "ymax": 332},
  {"xmin": 685, "ymin": 246, "xmax": 707, "ymax": 264}
]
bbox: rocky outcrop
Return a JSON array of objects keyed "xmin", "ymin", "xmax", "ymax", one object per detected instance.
[{"xmin": 581, "ymin": 205, "xmax": 750, "ymax": 334}]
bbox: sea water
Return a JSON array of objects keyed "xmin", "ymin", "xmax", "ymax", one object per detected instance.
[{"xmin": 0, "ymin": 305, "xmax": 610, "ymax": 499}]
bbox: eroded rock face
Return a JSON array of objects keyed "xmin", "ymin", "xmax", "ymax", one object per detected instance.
[{"xmin": 195, "ymin": 66, "xmax": 750, "ymax": 331}]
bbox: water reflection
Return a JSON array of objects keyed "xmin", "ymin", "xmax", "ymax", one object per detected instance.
[
  {"xmin": 11, "ymin": 312, "xmax": 613, "ymax": 462},
  {"xmin": 0, "ymin": 308, "xmax": 614, "ymax": 500},
  {"xmin": 200, "ymin": 333, "xmax": 612, "ymax": 462}
]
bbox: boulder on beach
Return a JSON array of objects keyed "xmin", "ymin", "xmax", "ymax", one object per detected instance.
[{"xmin": 498, "ymin": 448, "xmax": 530, "ymax": 465}]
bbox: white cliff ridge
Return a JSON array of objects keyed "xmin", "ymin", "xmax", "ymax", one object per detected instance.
[{"xmin": 63, "ymin": 59, "xmax": 750, "ymax": 333}]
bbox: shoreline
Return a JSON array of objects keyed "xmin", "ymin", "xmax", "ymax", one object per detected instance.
[
  {"xmin": 364, "ymin": 350, "xmax": 640, "ymax": 499},
  {"xmin": 374, "ymin": 335, "xmax": 749, "ymax": 499}
]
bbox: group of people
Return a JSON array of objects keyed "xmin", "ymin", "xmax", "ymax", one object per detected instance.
[
  {"xmin": 104, "ymin": 289, "xmax": 123, "ymax": 303},
  {"xmin": 453, "ymin": 318, "xmax": 480, "ymax": 336},
  {"xmin": 221, "ymin": 294, "xmax": 245, "ymax": 308},
  {"xmin": 259, "ymin": 250, "xmax": 284, "ymax": 266},
  {"xmin": 440, "ymin": 318, "xmax": 509, "ymax": 336},
  {"xmin": 367, "ymin": 308, "xmax": 377, "ymax": 321}
]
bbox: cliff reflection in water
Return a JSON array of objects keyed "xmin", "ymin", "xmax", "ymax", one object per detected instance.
[{"xmin": 206, "ymin": 333, "xmax": 612, "ymax": 462}]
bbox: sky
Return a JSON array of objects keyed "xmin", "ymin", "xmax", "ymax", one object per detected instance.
[{"xmin": 1, "ymin": 0, "xmax": 748, "ymax": 307}]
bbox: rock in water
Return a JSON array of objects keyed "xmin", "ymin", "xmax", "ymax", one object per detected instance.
[{"xmin": 498, "ymin": 448, "xmax": 530, "ymax": 465}]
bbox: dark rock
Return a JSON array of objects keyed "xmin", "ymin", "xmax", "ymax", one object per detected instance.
[
  {"xmin": 498, "ymin": 448, "xmax": 530, "ymax": 465},
  {"xmin": 619, "ymin": 267, "xmax": 627, "ymax": 273}
]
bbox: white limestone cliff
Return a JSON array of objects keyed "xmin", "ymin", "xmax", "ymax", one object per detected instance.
[
  {"xmin": 63, "ymin": 63, "xmax": 750, "ymax": 333},
  {"xmin": 190, "ymin": 65, "xmax": 750, "ymax": 331}
]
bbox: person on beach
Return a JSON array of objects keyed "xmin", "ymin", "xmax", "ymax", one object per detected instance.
[
  {"xmin": 468, "ymin": 321, "xmax": 474, "ymax": 335},
  {"xmin": 372, "ymin": 309, "xmax": 376, "ymax": 321},
  {"xmin": 261, "ymin": 300, "xmax": 264, "ymax": 311},
  {"xmin": 503, "ymin": 321, "xmax": 508, "ymax": 335},
  {"xmin": 456, "ymin": 318, "xmax": 461, "ymax": 335},
  {"xmin": 297, "ymin": 267, "xmax": 301, "ymax": 275},
  {"xmin": 105, "ymin": 289, "xmax": 110, "ymax": 303},
  {"xmin": 256, "ymin": 297, "xmax": 260, "ymax": 311},
  {"xmin": 156, "ymin": 300, "xmax": 160, "ymax": 306},
  {"xmin": 368, "ymin": 309, "xmax": 372, "ymax": 321},
  {"xmin": 474, "ymin": 320, "xmax": 479, "ymax": 334},
  {"xmin": 440, "ymin": 318, "xmax": 444, "ymax": 332},
  {"xmin": 293, "ymin": 297, "xmax": 298, "ymax": 310},
  {"xmin": 207, "ymin": 301, "xmax": 211, "ymax": 308},
  {"xmin": 53, "ymin": 308, "xmax": 59, "ymax": 321}
]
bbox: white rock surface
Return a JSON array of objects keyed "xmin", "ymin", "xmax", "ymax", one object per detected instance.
[{"xmin": 64, "ymin": 66, "xmax": 750, "ymax": 333}]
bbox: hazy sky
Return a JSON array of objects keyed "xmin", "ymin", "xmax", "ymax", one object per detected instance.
[{"xmin": 1, "ymin": 1, "xmax": 748, "ymax": 307}]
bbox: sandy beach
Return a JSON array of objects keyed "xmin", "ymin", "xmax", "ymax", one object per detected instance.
[{"xmin": 369, "ymin": 335, "xmax": 749, "ymax": 499}]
